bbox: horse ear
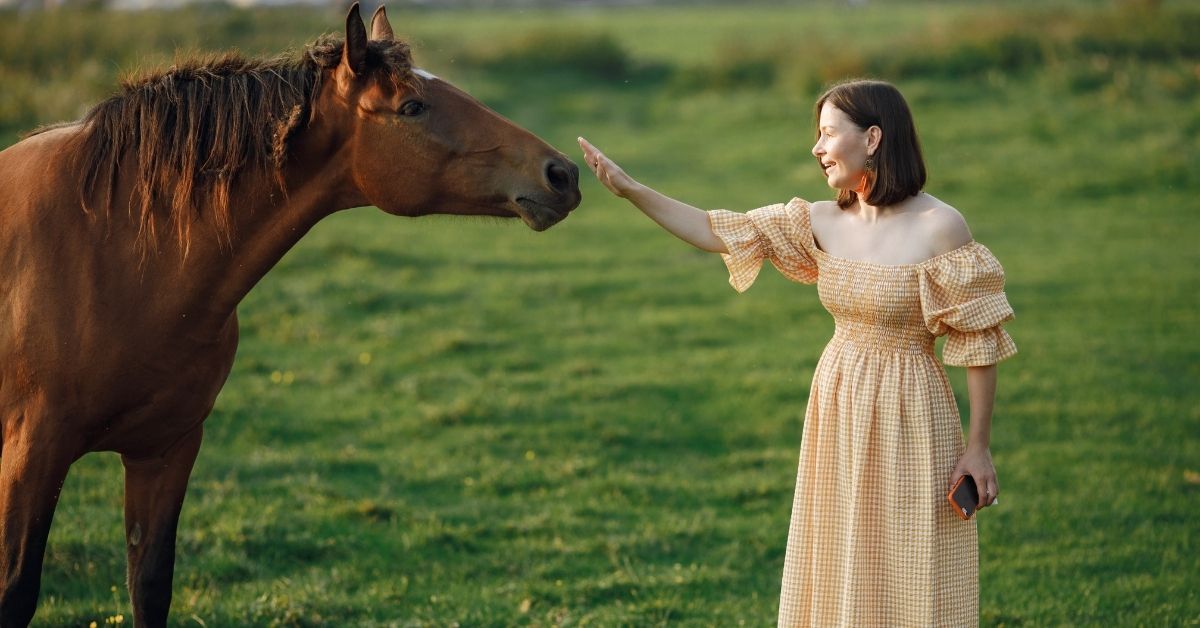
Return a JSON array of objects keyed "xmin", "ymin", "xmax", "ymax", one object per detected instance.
[
  {"xmin": 370, "ymin": 5, "xmax": 395, "ymax": 42},
  {"xmin": 342, "ymin": 2, "xmax": 368, "ymax": 76}
]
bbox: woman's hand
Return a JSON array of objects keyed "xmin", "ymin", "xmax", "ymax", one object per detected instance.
[
  {"xmin": 574, "ymin": 136, "xmax": 725, "ymax": 252},
  {"xmin": 578, "ymin": 137, "xmax": 639, "ymax": 198},
  {"xmin": 950, "ymin": 446, "xmax": 999, "ymax": 510}
]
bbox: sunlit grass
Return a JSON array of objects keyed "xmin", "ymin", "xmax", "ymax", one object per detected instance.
[{"xmin": 5, "ymin": 2, "xmax": 1198, "ymax": 626}]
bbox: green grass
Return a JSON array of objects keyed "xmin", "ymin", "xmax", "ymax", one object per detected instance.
[{"xmin": 3, "ymin": 2, "xmax": 1199, "ymax": 626}]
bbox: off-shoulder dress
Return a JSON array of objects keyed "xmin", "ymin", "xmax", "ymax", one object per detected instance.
[{"xmin": 708, "ymin": 198, "xmax": 1017, "ymax": 627}]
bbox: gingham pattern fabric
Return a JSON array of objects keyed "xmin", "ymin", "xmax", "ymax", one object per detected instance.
[{"xmin": 708, "ymin": 198, "xmax": 1016, "ymax": 627}]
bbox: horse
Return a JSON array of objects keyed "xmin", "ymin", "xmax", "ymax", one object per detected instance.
[{"xmin": 0, "ymin": 4, "xmax": 580, "ymax": 625}]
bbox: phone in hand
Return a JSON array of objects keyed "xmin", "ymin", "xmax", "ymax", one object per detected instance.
[{"xmin": 947, "ymin": 474, "xmax": 979, "ymax": 520}]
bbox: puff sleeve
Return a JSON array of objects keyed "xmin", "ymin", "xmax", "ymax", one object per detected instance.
[
  {"xmin": 708, "ymin": 197, "xmax": 818, "ymax": 292},
  {"xmin": 918, "ymin": 242, "xmax": 1018, "ymax": 367}
]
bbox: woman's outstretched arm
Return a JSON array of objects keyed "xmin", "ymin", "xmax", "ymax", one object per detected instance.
[{"xmin": 578, "ymin": 137, "xmax": 727, "ymax": 254}]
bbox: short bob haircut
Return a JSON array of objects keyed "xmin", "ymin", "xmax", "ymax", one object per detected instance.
[{"xmin": 814, "ymin": 79, "xmax": 926, "ymax": 209}]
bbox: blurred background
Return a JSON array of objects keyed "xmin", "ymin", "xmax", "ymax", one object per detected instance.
[{"xmin": 2, "ymin": 0, "xmax": 1197, "ymax": 626}]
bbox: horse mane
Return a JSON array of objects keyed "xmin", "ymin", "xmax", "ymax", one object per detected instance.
[{"xmin": 66, "ymin": 35, "xmax": 414, "ymax": 257}]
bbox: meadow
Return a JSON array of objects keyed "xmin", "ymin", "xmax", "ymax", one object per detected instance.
[{"xmin": 1, "ymin": 1, "xmax": 1198, "ymax": 625}]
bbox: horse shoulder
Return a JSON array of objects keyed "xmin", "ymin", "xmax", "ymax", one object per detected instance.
[{"xmin": 0, "ymin": 124, "xmax": 84, "ymax": 214}]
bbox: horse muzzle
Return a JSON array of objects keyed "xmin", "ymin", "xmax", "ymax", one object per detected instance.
[
  {"xmin": 513, "ymin": 155, "xmax": 581, "ymax": 231},
  {"xmin": 513, "ymin": 195, "xmax": 576, "ymax": 232}
]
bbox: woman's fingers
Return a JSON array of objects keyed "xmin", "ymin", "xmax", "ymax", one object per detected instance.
[
  {"xmin": 972, "ymin": 474, "xmax": 999, "ymax": 509},
  {"xmin": 578, "ymin": 137, "xmax": 603, "ymax": 170},
  {"xmin": 948, "ymin": 464, "xmax": 966, "ymax": 487},
  {"xmin": 578, "ymin": 136, "xmax": 628, "ymax": 196},
  {"xmin": 949, "ymin": 467, "xmax": 998, "ymax": 511},
  {"xmin": 578, "ymin": 138, "xmax": 601, "ymax": 174},
  {"xmin": 950, "ymin": 448, "xmax": 999, "ymax": 512},
  {"xmin": 579, "ymin": 137, "xmax": 617, "ymax": 172},
  {"xmin": 973, "ymin": 476, "xmax": 989, "ymax": 509}
]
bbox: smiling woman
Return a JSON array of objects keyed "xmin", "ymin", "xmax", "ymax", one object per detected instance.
[
  {"xmin": 0, "ymin": 4, "xmax": 578, "ymax": 626},
  {"xmin": 813, "ymin": 81, "xmax": 926, "ymax": 212},
  {"xmin": 579, "ymin": 77, "xmax": 1016, "ymax": 627}
]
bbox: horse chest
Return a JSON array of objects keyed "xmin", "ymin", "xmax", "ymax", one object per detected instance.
[{"xmin": 87, "ymin": 322, "xmax": 239, "ymax": 457}]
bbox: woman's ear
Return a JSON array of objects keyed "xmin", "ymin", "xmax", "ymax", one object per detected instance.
[{"xmin": 866, "ymin": 125, "xmax": 883, "ymax": 155}]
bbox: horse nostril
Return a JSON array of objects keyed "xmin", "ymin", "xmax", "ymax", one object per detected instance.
[{"xmin": 544, "ymin": 158, "xmax": 577, "ymax": 195}]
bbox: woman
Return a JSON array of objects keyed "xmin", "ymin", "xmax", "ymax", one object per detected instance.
[{"xmin": 578, "ymin": 79, "xmax": 1016, "ymax": 626}]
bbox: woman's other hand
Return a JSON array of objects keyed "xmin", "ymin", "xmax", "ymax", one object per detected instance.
[
  {"xmin": 950, "ymin": 446, "xmax": 999, "ymax": 510},
  {"xmin": 578, "ymin": 137, "xmax": 639, "ymax": 198}
]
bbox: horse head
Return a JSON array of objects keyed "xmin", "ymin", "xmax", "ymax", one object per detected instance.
[{"xmin": 306, "ymin": 4, "xmax": 580, "ymax": 231}]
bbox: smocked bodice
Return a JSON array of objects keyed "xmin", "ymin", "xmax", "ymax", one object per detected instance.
[
  {"xmin": 707, "ymin": 197, "xmax": 1017, "ymax": 366},
  {"xmin": 815, "ymin": 254, "xmax": 935, "ymax": 354}
]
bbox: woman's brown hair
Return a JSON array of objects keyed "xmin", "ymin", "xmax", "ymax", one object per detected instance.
[{"xmin": 815, "ymin": 79, "xmax": 926, "ymax": 209}]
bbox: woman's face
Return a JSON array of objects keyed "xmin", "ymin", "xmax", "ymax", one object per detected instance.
[{"xmin": 811, "ymin": 103, "xmax": 873, "ymax": 191}]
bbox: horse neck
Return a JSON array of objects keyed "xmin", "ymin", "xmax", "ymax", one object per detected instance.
[{"xmin": 164, "ymin": 128, "xmax": 366, "ymax": 339}]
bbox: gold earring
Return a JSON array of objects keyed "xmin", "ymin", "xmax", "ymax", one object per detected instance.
[{"xmin": 864, "ymin": 156, "xmax": 875, "ymax": 171}]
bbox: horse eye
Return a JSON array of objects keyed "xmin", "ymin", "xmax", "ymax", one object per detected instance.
[{"xmin": 399, "ymin": 101, "xmax": 426, "ymax": 117}]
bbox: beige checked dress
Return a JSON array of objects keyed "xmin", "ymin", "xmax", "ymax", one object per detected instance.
[{"xmin": 708, "ymin": 198, "xmax": 1017, "ymax": 627}]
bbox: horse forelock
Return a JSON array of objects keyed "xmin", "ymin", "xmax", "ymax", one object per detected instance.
[{"xmin": 70, "ymin": 34, "xmax": 415, "ymax": 260}]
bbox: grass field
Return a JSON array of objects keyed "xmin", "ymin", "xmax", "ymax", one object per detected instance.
[{"xmin": 2, "ymin": 1, "xmax": 1199, "ymax": 626}]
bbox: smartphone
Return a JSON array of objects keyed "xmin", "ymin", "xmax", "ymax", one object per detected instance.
[{"xmin": 947, "ymin": 475, "xmax": 979, "ymax": 521}]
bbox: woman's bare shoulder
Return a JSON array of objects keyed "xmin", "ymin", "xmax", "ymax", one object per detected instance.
[
  {"xmin": 806, "ymin": 200, "xmax": 841, "ymax": 235},
  {"xmin": 916, "ymin": 195, "xmax": 973, "ymax": 252},
  {"xmin": 808, "ymin": 199, "xmax": 840, "ymax": 220}
]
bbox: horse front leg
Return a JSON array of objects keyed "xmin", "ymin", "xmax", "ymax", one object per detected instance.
[
  {"xmin": 121, "ymin": 426, "xmax": 203, "ymax": 628},
  {"xmin": 0, "ymin": 424, "xmax": 77, "ymax": 627}
]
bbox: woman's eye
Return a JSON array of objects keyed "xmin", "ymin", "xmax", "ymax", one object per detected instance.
[{"xmin": 399, "ymin": 101, "xmax": 426, "ymax": 116}]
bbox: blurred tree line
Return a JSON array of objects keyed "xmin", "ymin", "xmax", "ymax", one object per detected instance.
[
  {"xmin": 9, "ymin": 0, "xmax": 1165, "ymax": 12},
  {"xmin": 0, "ymin": 0, "xmax": 1192, "ymax": 143}
]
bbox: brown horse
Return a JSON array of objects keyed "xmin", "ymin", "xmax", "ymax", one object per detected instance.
[{"xmin": 0, "ymin": 4, "xmax": 579, "ymax": 626}]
